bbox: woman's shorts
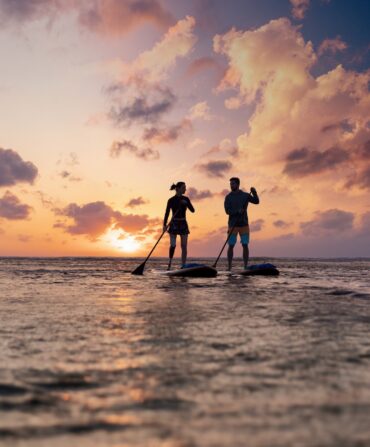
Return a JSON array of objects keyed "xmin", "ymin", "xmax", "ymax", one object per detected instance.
[
  {"xmin": 228, "ymin": 225, "xmax": 250, "ymax": 246},
  {"xmin": 168, "ymin": 219, "xmax": 190, "ymax": 235}
]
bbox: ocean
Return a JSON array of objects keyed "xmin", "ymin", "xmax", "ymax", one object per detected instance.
[{"xmin": 0, "ymin": 257, "xmax": 369, "ymax": 447}]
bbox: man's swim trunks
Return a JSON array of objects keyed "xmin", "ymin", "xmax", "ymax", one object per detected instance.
[{"xmin": 228, "ymin": 225, "xmax": 250, "ymax": 245}]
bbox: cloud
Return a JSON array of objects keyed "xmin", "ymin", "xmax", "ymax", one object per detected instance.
[
  {"xmin": 109, "ymin": 140, "xmax": 159, "ymax": 161},
  {"xmin": 187, "ymin": 138, "xmax": 205, "ymax": 150},
  {"xmin": 0, "ymin": 148, "xmax": 38, "ymax": 187},
  {"xmin": 250, "ymin": 219, "xmax": 264, "ymax": 232},
  {"xmin": 78, "ymin": 0, "xmax": 174, "ymax": 37},
  {"xmin": 318, "ymin": 37, "xmax": 348, "ymax": 56},
  {"xmin": 121, "ymin": 16, "xmax": 196, "ymax": 84},
  {"xmin": 273, "ymin": 219, "xmax": 292, "ymax": 229},
  {"xmin": 108, "ymin": 85, "xmax": 176, "ymax": 127},
  {"xmin": 359, "ymin": 211, "xmax": 370, "ymax": 235},
  {"xmin": 290, "ymin": 0, "xmax": 310, "ymax": 20},
  {"xmin": 283, "ymin": 146, "xmax": 349, "ymax": 177},
  {"xmin": 54, "ymin": 200, "xmax": 159, "ymax": 239},
  {"xmin": 185, "ymin": 56, "xmax": 220, "ymax": 77},
  {"xmin": 59, "ymin": 171, "xmax": 82, "ymax": 182},
  {"xmin": 196, "ymin": 160, "xmax": 232, "ymax": 178},
  {"xmin": 189, "ymin": 101, "xmax": 212, "ymax": 121},
  {"xmin": 114, "ymin": 213, "xmax": 157, "ymax": 232},
  {"xmin": 300, "ymin": 209, "xmax": 354, "ymax": 236},
  {"xmin": 187, "ymin": 187, "xmax": 213, "ymax": 201},
  {"xmin": 126, "ymin": 196, "xmax": 148, "ymax": 208},
  {"xmin": 0, "ymin": 0, "xmax": 174, "ymax": 36},
  {"xmin": 215, "ymin": 18, "xmax": 370, "ymax": 189},
  {"xmin": 142, "ymin": 119, "xmax": 192, "ymax": 145},
  {"xmin": 0, "ymin": 191, "xmax": 32, "ymax": 220},
  {"xmin": 55, "ymin": 201, "xmax": 115, "ymax": 238}
]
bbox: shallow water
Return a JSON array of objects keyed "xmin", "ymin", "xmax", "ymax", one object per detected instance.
[{"xmin": 0, "ymin": 257, "xmax": 369, "ymax": 447}]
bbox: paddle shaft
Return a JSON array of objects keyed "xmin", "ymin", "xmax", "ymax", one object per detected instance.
[
  {"xmin": 131, "ymin": 208, "xmax": 180, "ymax": 274},
  {"xmin": 213, "ymin": 210, "xmax": 246, "ymax": 268},
  {"xmin": 212, "ymin": 222, "xmax": 237, "ymax": 268}
]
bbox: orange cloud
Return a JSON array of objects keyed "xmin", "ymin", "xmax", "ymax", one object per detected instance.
[
  {"xmin": 215, "ymin": 18, "xmax": 370, "ymax": 188},
  {"xmin": 122, "ymin": 16, "xmax": 197, "ymax": 84}
]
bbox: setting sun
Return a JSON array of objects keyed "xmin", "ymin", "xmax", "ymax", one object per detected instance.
[{"xmin": 103, "ymin": 229, "xmax": 142, "ymax": 253}]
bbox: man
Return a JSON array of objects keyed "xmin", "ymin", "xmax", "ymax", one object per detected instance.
[{"xmin": 224, "ymin": 177, "xmax": 259, "ymax": 270}]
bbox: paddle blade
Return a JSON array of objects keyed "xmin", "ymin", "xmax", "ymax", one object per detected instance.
[{"xmin": 131, "ymin": 262, "xmax": 146, "ymax": 275}]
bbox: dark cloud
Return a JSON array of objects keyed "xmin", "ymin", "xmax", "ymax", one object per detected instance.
[
  {"xmin": 273, "ymin": 219, "xmax": 292, "ymax": 229},
  {"xmin": 346, "ymin": 165, "xmax": 370, "ymax": 190},
  {"xmin": 0, "ymin": 148, "xmax": 38, "ymax": 187},
  {"xmin": 109, "ymin": 140, "xmax": 159, "ymax": 161},
  {"xmin": 321, "ymin": 120, "xmax": 354, "ymax": 133},
  {"xmin": 108, "ymin": 86, "xmax": 176, "ymax": 127},
  {"xmin": 0, "ymin": 191, "xmax": 32, "ymax": 220},
  {"xmin": 300, "ymin": 209, "xmax": 354, "ymax": 236},
  {"xmin": 283, "ymin": 146, "xmax": 349, "ymax": 177},
  {"xmin": 126, "ymin": 196, "xmax": 148, "ymax": 208},
  {"xmin": 187, "ymin": 187, "xmax": 214, "ymax": 201},
  {"xmin": 196, "ymin": 160, "xmax": 232, "ymax": 178},
  {"xmin": 250, "ymin": 219, "xmax": 264, "ymax": 232},
  {"xmin": 0, "ymin": 0, "xmax": 174, "ymax": 35},
  {"xmin": 143, "ymin": 119, "xmax": 192, "ymax": 145}
]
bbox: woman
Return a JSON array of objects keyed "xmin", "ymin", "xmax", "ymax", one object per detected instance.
[{"xmin": 163, "ymin": 181, "xmax": 195, "ymax": 270}]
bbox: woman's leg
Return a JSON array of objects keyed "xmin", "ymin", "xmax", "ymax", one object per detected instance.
[
  {"xmin": 168, "ymin": 234, "xmax": 177, "ymax": 270},
  {"xmin": 180, "ymin": 234, "xmax": 188, "ymax": 266}
]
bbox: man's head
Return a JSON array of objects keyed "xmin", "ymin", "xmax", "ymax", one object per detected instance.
[{"xmin": 229, "ymin": 177, "xmax": 240, "ymax": 192}]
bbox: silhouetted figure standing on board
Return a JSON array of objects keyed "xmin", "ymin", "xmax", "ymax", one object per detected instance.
[
  {"xmin": 163, "ymin": 182, "xmax": 195, "ymax": 270},
  {"xmin": 224, "ymin": 177, "xmax": 259, "ymax": 270}
]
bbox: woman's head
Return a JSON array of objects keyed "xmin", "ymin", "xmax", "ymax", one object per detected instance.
[{"xmin": 170, "ymin": 181, "xmax": 186, "ymax": 194}]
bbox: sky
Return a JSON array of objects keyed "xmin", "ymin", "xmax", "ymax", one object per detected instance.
[{"xmin": 0, "ymin": 0, "xmax": 369, "ymax": 258}]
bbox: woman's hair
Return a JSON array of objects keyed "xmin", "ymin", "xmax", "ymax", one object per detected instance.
[{"xmin": 170, "ymin": 181, "xmax": 185, "ymax": 191}]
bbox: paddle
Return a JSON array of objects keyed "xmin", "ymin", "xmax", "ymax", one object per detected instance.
[
  {"xmin": 131, "ymin": 209, "xmax": 179, "ymax": 275},
  {"xmin": 212, "ymin": 220, "xmax": 239, "ymax": 268}
]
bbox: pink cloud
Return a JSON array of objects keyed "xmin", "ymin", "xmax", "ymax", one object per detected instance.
[
  {"xmin": 126, "ymin": 197, "xmax": 148, "ymax": 208},
  {"xmin": 318, "ymin": 37, "xmax": 348, "ymax": 56},
  {"xmin": 290, "ymin": 0, "xmax": 310, "ymax": 20},
  {"xmin": 0, "ymin": 0, "xmax": 174, "ymax": 36}
]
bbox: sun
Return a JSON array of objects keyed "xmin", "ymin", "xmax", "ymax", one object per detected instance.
[
  {"xmin": 104, "ymin": 229, "xmax": 142, "ymax": 253},
  {"xmin": 116, "ymin": 236, "xmax": 141, "ymax": 253}
]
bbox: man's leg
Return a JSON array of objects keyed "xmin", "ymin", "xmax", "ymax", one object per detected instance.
[
  {"xmin": 227, "ymin": 245, "xmax": 234, "ymax": 271},
  {"xmin": 242, "ymin": 244, "xmax": 249, "ymax": 269},
  {"xmin": 241, "ymin": 230, "xmax": 250, "ymax": 269},
  {"xmin": 168, "ymin": 234, "xmax": 176, "ymax": 270},
  {"xmin": 180, "ymin": 234, "xmax": 188, "ymax": 267},
  {"xmin": 227, "ymin": 231, "xmax": 237, "ymax": 271}
]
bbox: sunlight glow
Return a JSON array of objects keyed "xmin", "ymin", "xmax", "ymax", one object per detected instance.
[{"xmin": 104, "ymin": 229, "xmax": 142, "ymax": 253}]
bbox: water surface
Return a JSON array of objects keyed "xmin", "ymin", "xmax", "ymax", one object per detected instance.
[{"xmin": 0, "ymin": 257, "xmax": 369, "ymax": 446}]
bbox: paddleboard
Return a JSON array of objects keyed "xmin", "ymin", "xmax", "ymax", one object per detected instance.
[
  {"xmin": 238, "ymin": 263, "xmax": 279, "ymax": 276},
  {"xmin": 164, "ymin": 263, "xmax": 217, "ymax": 278}
]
